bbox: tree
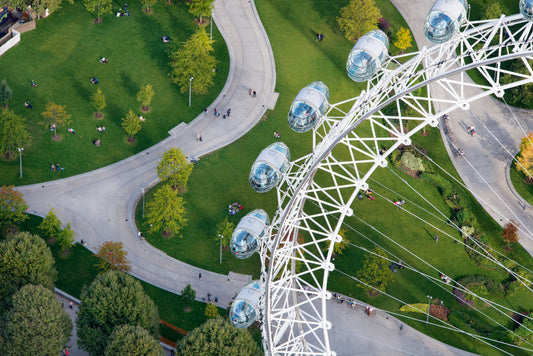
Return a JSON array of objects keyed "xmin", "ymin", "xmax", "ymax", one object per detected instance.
[
  {"xmin": 176, "ymin": 318, "xmax": 259, "ymax": 355},
  {"xmin": 57, "ymin": 222, "xmax": 75, "ymax": 252},
  {"xmin": 0, "ymin": 284, "xmax": 71, "ymax": 356},
  {"xmin": 91, "ymin": 87, "xmax": 106, "ymax": 118},
  {"xmin": 484, "ymin": 2, "xmax": 502, "ymax": 20},
  {"xmin": 378, "ymin": 17, "xmax": 391, "ymax": 33},
  {"xmin": 502, "ymin": 220, "xmax": 519, "ymax": 250},
  {"xmin": 337, "ymin": 0, "xmax": 381, "ymax": 43},
  {"xmin": 169, "ymin": 27, "xmax": 218, "ymax": 95},
  {"xmin": 84, "ymin": 0, "xmax": 112, "ymax": 22},
  {"xmin": 122, "ymin": 109, "xmax": 142, "ymax": 142},
  {"xmin": 39, "ymin": 208, "xmax": 62, "ymax": 240},
  {"xmin": 156, "ymin": 147, "xmax": 193, "ymax": 190},
  {"xmin": 137, "ymin": 84, "xmax": 155, "ymax": 112},
  {"xmin": 0, "ymin": 185, "xmax": 28, "ymax": 230},
  {"xmin": 188, "ymin": 0, "xmax": 213, "ymax": 24},
  {"xmin": 0, "ymin": 232, "xmax": 57, "ymax": 304},
  {"xmin": 94, "ymin": 241, "xmax": 131, "ymax": 272},
  {"xmin": 105, "ymin": 324, "xmax": 164, "ymax": 356},
  {"xmin": 181, "ymin": 284, "xmax": 196, "ymax": 301},
  {"xmin": 141, "ymin": 0, "xmax": 157, "ymax": 13},
  {"xmin": 357, "ymin": 247, "xmax": 393, "ymax": 294},
  {"xmin": 501, "ymin": 60, "xmax": 533, "ymax": 107},
  {"xmin": 516, "ymin": 133, "xmax": 533, "ymax": 182},
  {"xmin": 77, "ymin": 271, "xmax": 160, "ymax": 355},
  {"xmin": 146, "ymin": 184, "xmax": 187, "ymax": 237},
  {"xmin": 204, "ymin": 302, "xmax": 219, "ymax": 319},
  {"xmin": 215, "ymin": 217, "xmax": 234, "ymax": 249},
  {"xmin": 394, "ymin": 27, "xmax": 413, "ymax": 52},
  {"xmin": 0, "ymin": 108, "xmax": 30, "ymax": 159},
  {"xmin": 324, "ymin": 228, "xmax": 349, "ymax": 256},
  {"xmin": 0, "ymin": 79, "xmax": 12, "ymax": 107},
  {"xmin": 41, "ymin": 102, "xmax": 71, "ymax": 140}
]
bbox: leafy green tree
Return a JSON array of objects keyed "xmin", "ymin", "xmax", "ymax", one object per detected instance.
[
  {"xmin": 91, "ymin": 87, "xmax": 106, "ymax": 118},
  {"xmin": 137, "ymin": 84, "xmax": 155, "ymax": 112},
  {"xmin": 39, "ymin": 208, "xmax": 62, "ymax": 240},
  {"xmin": 188, "ymin": 0, "xmax": 213, "ymax": 24},
  {"xmin": 0, "ymin": 79, "xmax": 12, "ymax": 107},
  {"xmin": 512, "ymin": 317, "xmax": 533, "ymax": 345},
  {"xmin": 0, "ymin": 108, "xmax": 30, "ymax": 158},
  {"xmin": 484, "ymin": 2, "xmax": 502, "ymax": 20},
  {"xmin": 181, "ymin": 283, "xmax": 196, "ymax": 301},
  {"xmin": 0, "ymin": 284, "xmax": 71, "ymax": 356},
  {"xmin": 357, "ymin": 247, "xmax": 393, "ymax": 294},
  {"xmin": 105, "ymin": 324, "xmax": 164, "ymax": 356},
  {"xmin": 57, "ymin": 222, "xmax": 75, "ymax": 252},
  {"xmin": 41, "ymin": 102, "xmax": 71, "ymax": 139},
  {"xmin": 0, "ymin": 185, "xmax": 28, "ymax": 230},
  {"xmin": 501, "ymin": 60, "xmax": 533, "ymax": 107},
  {"xmin": 0, "ymin": 232, "xmax": 57, "ymax": 304},
  {"xmin": 170, "ymin": 27, "xmax": 218, "ymax": 95},
  {"xmin": 146, "ymin": 184, "xmax": 187, "ymax": 237},
  {"xmin": 84, "ymin": 0, "xmax": 112, "ymax": 22},
  {"xmin": 176, "ymin": 318, "xmax": 259, "ymax": 355},
  {"xmin": 215, "ymin": 217, "xmax": 234, "ymax": 249},
  {"xmin": 204, "ymin": 302, "xmax": 219, "ymax": 319},
  {"xmin": 516, "ymin": 133, "xmax": 533, "ymax": 182},
  {"xmin": 156, "ymin": 147, "xmax": 193, "ymax": 190},
  {"xmin": 77, "ymin": 271, "xmax": 160, "ymax": 355},
  {"xmin": 337, "ymin": 0, "xmax": 381, "ymax": 43},
  {"xmin": 122, "ymin": 109, "xmax": 142, "ymax": 142},
  {"xmin": 324, "ymin": 228, "xmax": 349, "ymax": 256},
  {"xmin": 141, "ymin": 0, "xmax": 156, "ymax": 12},
  {"xmin": 94, "ymin": 241, "xmax": 131, "ymax": 272},
  {"xmin": 394, "ymin": 27, "xmax": 413, "ymax": 52}
]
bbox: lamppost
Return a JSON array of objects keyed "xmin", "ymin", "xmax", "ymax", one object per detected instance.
[
  {"xmin": 189, "ymin": 76, "xmax": 194, "ymax": 107},
  {"xmin": 218, "ymin": 234, "xmax": 223, "ymax": 264},
  {"xmin": 17, "ymin": 147, "xmax": 23, "ymax": 178},
  {"xmin": 142, "ymin": 188, "xmax": 145, "ymax": 218},
  {"xmin": 426, "ymin": 295, "xmax": 433, "ymax": 323}
]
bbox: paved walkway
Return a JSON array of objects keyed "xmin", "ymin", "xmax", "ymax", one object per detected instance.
[
  {"xmin": 391, "ymin": 0, "xmax": 533, "ymax": 256},
  {"xmin": 18, "ymin": 0, "xmax": 278, "ymax": 309}
]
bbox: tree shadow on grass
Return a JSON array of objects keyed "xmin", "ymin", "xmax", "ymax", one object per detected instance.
[{"xmin": 120, "ymin": 70, "xmax": 137, "ymax": 97}]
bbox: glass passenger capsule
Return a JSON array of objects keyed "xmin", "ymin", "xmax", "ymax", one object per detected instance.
[
  {"xmin": 249, "ymin": 142, "xmax": 290, "ymax": 193},
  {"xmin": 229, "ymin": 281, "xmax": 263, "ymax": 329},
  {"xmin": 521, "ymin": 0, "xmax": 533, "ymax": 21},
  {"xmin": 423, "ymin": 0, "xmax": 468, "ymax": 44},
  {"xmin": 288, "ymin": 81, "xmax": 330, "ymax": 133},
  {"xmin": 230, "ymin": 209, "xmax": 270, "ymax": 259},
  {"xmin": 346, "ymin": 29, "xmax": 389, "ymax": 82}
]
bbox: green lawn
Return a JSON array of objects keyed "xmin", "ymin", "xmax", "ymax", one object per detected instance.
[
  {"xmin": 136, "ymin": 0, "xmax": 533, "ymax": 354},
  {"xmin": 510, "ymin": 159, "xmax": 533, "ymax": 205},
  {"xmin": 0, "ymin": 0, "xmax": 229, "ymax": 185}
]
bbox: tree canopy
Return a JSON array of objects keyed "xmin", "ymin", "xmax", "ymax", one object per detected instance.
[
  {"xmin": 0, "ymin": 231, "xmax": 57, "ymax": 305},
  {"xmin": 176, "ymin": 317, "xmax": 260, "ymax": 355},
  {"xmin": 84, "ymin": 0, "xmax": 112, "ymax": 22},
  {"xmin": 39, "ymin": 208, "xmax": 62, "ymax": 240},
  {"xmin": 204, "ymin": 302, "xmax": 219, "ymax": 319},
  {"xmin": 137, "ymin": 84, "xmax": 155, "ymax": 111},
  {"xmin": 156, "ymin": 147, "xmax": 193, "ymax": 190},
  {"xmin": 215, "ymin": 217, "xmax": 234, "ymax": 249},
  {"xmin": 516, "ymin": 133, "xmax": 533, "ymax": 181},
  {"xmin": 324, "ymin": 228, "xmax": 349, "ymax": 256},
  {"xmin": 181, "ymin": 283, "xmax": 196, "ymax": 301},
  {"xmin": 41, "ymin": 102, "xmax": 71, "ymax": 139},
  {"xmin": 170, "ymin": 27, "xmax": 218, "ymax": 95},
  {"xmin": 357, "ymin": 247, "xmax": 393, "ymax": 294},
  {"xmin": 57, "ymin": 222, "xmax": 75, "ymax": 252},
  {"xmin": 91, "ymin": 87, "xmax": 106, "ymax": 117},
  {"xmin": 502, "ymin": 220, "xmax": 519, "ymax": 249},
  {"xmin": 0, "ymin": 79, "xmax": 12, "ymax": 107},
  {"xmin": 94, "ymin": 241, "xmax": 131, "ymax": 272},
  {"xmin": 105, "ymin": 324, "xmax": 164, "ymax": 356},
  {"xmin": 77, "ymin": 271, "xmax": 160, "ymax": 355},
  {"xmin": 484, "ymin": 2, "xmax": 502, "ymax": 20},
  {"xmin": 188, "ymin": 0, "xmax": 213, "ymax": 24},
  {"xmin": 0, "ymin": 185, "xmax": 28, "ymax": 230},
  {"xmin": 394, "ymin": 27, "xmax": 413, "ymax": 52},
  {"xmin": 146, "ymin": 184, "xmax": 187, "ymax": 237},
  {"xmin": 337, "ymin": 0, "xmax": 381, "ymax": 43},
  {"xmin": 0, "ymin": 108, "xmax": 30, "ymax": 158},
  {"xmin": 0, "ymin": 284, "xmax": 71, "ymax": 356},
  {"xmin": 122, "ymin": 109, "xmax": 142, "ymax": 141}
]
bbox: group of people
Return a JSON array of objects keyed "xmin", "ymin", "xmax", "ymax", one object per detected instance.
[
  {"xmin": 90, "ymin": 77, "xmax": 99, "ymax": 84},
  {"xmin": 467, "ymin": 126, "xmax": 476, "ymax": 137},
  {"xmin": 228, "ymin": 201, "xmax": 243, "ymax": 215},
  {"xmin": 248, "ymin": 88, "xmax": 257, "ymax": 97},
  {"xmin": 96, "ymin": 126, "xmax": 106, "ymax": 132},
  {"xmin": 213, "ymin": 107, "xmax": 231, "ymax": 119},
  {"xmin": 117, "ymin": 3, "xmax": 130, "ymax": 17},
  {"xmin": 315, "ymin": 33, "xmax": 324, "ymax": 41},
  {"xmin": 67, "ymin": 128, "xmax": 76, "ymax": 134},
  {"xmin": 393, "ymin": 200, "xmax": 406, "ymax": 208},
  {"xmin": 50, "ymin": 163, "xmax": 63, "ymax": 172},
  {"xmin": 358, "ymin": 189, "xmax": 375, "ymax": 201}
]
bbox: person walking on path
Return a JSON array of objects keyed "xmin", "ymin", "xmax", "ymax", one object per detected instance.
[
  {"xmin": 227, "ymin": 108, "xmax": 231, "ymax": 117},
  {"xmin": 69, "ymin": 301, "xmax": 74, "ymax": 309},
  {"xmin": 199, "ymin": 272, "xmax": 202, "ymax": 279}
]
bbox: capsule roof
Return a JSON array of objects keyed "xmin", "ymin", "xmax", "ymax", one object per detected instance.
[
  {"xmin": 346, "ymin": 30, "xmax": 389, "ymax": 82},
  {"xmin": 230, "ymin": 209, "xmax": 270, "ymax": 259},
  {"xmin": 229, "ymin": 281, "xmax": 263, "ymax": 329},
  {"xmin": 424, "ymin": 0, "xmax": 468, "ymax": 44},
  {"xmin": 288, "ymin": 81, "xmax": 330, "ymax": 133},
  {"xmin": 521, "ymin": 0, "xmax": 533, "ymax": 21},
  {"xmin": 249, "ymin": 142, "xmax": 291, "ymax": 193}
]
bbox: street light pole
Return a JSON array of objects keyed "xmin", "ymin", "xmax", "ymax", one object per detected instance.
[
  {"xmin": 218, "ymin": 234, "xmax": 223, "ymax": 264},
  {"xmin": 142, "ymin": 188, "xmax": 145, "ymax": 218},
  {"xmin": 426, "ymin": 295, "xmax": 432, "ymax": 323},
  {"xmin": 189, "ymin": 76, "xmax": 194, "ymax": 107},
  {"xmin": 17, "ymin": 147, "xmax": 23, "ymax": 178}
]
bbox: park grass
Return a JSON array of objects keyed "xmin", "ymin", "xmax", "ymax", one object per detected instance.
[
  {"xmin": 135, "ymin": 0, "xmax": 533, "ymax": 354},
  {"xmin": 0, "ymin": 0, "xmax": 229, "ymax": 185},
  {"xmin": 510, "ymin": 159, "xmax": 533, "ymax": 205}
]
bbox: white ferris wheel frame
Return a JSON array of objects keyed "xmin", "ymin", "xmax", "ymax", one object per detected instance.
[{"xmin": 259, "ymin": 13, "xmax": 533, "ymax": 356}]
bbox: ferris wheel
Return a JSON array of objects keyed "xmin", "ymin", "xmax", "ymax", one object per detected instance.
[{"xmin": 228, "ymin": 0, "xmax": 533, "ymax": 354}]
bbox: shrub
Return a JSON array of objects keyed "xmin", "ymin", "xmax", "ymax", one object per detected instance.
[
  {"xmin": 399, "ymin": 152, "xmax": 425, "ymax": 172},
  {"xmin": 420, "ymin": 172, "xmax": 453, "ymax": 197}
]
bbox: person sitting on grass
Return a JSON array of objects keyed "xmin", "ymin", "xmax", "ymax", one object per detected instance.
[
  {"xmin": 90, "ymin": 77, "xmax": 99, "ymax": 84},
  {"xmin": 100, "ymin": 57, "xmax": 108, "ymax": 63},
  {"xmin": 93, "ymin": 139, "xmax": 101, "ymax": 146},
  {"xmin": 161, "ymin": 35, "xmax": 171, "ymax": 43},
  {"xmin": 24, "ymin": 101, "xmax": 33, "ymax": 109},
  {"xmin": 31, "ymin": 80, "xmax": 38, "ymax": 87}
]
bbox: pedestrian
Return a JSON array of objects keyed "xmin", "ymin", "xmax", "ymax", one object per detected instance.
[
  {"xmin": 214, "ymin": 108, "xmax": 217, "ymax": 116},
  {"xmin": 61, "ymin": 300, "xmax": 64, "ymax": 309},
  {"xmin": 216, "ymin": 109, "xmax": 221, "ymax": 116},
  {"xmin": 249, "ymin": 88, "xmax": 252, "ymax": 95},
  {"xmin": 434, "ymin": 235, "xmax": 439, "ymax": 243},
  {"xmin": 196, "ymin": 134, "xmax": 201, "ymax": 141},
  {"xmin": 199, "ymin": 272, "xmax": 202, "ymax": 279},
  {"xmin": 207, "ymin": 292, "xmax": 211, "ymax": 301},
  {"xmin": 223, "ymin": 115, "xmax": 226, "ymax": 119},
  {"xmin": 199, "ymin": 135, "xmax": 203, "ymax": 142},
  {"xmin": 226, "ymin": 108, "xmax": 231, "ymax": 117},
  {"xmin": 65, "ymin": 347, "xmax": 70, "ymax": 356},
  {"xmin": 204, "ymin": 107, "xmax": 207, "ymax": 114},
  {"xmin": 214, "ymin": 296, "xmax": 218, "ymax": 303},
  {"xmin": 252, "ymin": 90, "xmax": 257, "ymax": 97},
  {"xmin": 69, "ymin": 301, "xmax": 73, "ymax": 309}
]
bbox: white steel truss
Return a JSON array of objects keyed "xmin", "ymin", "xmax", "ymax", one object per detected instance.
[{"xmin": 259, "ymin": 13, "xmax": 533, "ymax": 356}]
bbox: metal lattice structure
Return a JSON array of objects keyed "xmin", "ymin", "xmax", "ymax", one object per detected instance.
[{"xmin": 259, "ymin": 13, "xmax": 533, "ymax": 355}]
